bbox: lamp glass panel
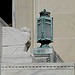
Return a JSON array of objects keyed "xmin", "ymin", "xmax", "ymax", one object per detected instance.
[
  {"xmin": 45, "ymin": 23, "xmax": 51, "ymax": 38},
  {"xmin": 38, "ymin": 23, "xmax": 41, "ymax": 39}
]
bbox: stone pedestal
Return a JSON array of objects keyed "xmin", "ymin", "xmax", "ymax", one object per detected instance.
[{"xmin": 33, "ymin": 47, "xmax": 63, "ymax": 63}]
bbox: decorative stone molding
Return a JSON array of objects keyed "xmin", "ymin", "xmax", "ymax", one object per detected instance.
[{"xmin": 1, "ymin": 63, "xmax": 75, "ymax": 70}]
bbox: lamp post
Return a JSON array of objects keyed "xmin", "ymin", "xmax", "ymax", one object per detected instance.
[{"xmin": 33, "ymin": 9, "xmax": 63, "ymax": 63}]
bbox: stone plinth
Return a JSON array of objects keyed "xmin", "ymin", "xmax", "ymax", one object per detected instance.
[{"xmin": 33, "ymin": 47, "xmax": 63, "ymax": 63}]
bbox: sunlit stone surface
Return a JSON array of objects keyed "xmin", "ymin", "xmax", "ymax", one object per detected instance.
[{"xmin": 1, "ymin": 27, "xmax": 75, "ymax": 75}]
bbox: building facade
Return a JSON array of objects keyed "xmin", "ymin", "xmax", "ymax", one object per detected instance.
[{"xmin": 12, "ymin": 0, "xmax": 75, "ymax": 62}]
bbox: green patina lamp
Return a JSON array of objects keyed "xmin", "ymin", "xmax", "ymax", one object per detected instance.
[
  {"xmin": 33, "ymin": 9, "xmax": 63, "ymax": 63},
  {"xmin": 37, "ymin": 9, "xmax": 53, "ymax": 48}
]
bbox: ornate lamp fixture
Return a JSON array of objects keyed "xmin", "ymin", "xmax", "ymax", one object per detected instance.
[{"xmin": 37, "ymin": 9, "xmax": 53, "ymax": 48}]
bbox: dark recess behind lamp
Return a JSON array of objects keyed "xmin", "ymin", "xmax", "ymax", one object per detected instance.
[{"xmin": 0, "ymin": 0, "xmax": 12, "ymax": 26}]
